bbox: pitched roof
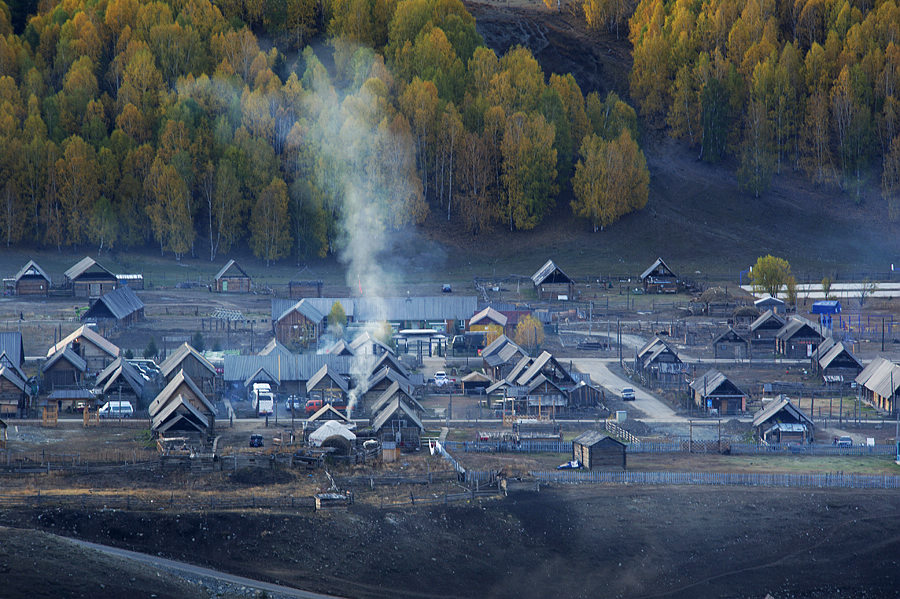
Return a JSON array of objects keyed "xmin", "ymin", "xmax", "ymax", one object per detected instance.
[
  {"xmin": 572, "ymin": 431, "xmax": 625, "ymax": 447},
  {"xmin": 149, "ymin": 370, "xmax": 214, "ymax": 417},
  {"xmin": 752, "ymin": 396, "xmax": 813, "ymax": 429},
  {"xmin": 14, "ymin": 259, "xmax": 50, "ymax": 283},
  {"xmin": 95, "ymin": 358, "xmax": 144, "ymax": 396},
  {"xmin": 370, "ymin": 352, "xmax": 409, "ymax": 378},
  {"xmin": 307, "ymin": 403, "xmax": 352, "ymax": 423},
  {"xmin": 258, "ymin": 338, "xmax": 293, "ymax": 359},
  {"xmin": 151, "ymin": 394, "xmax": 209, "ymax": 434},
  {"xmin": 306, "ymin": 364, "xmax": 349, "ymax": 394},
  {"xmin": 64, "ymin": 256, "xmax": 115, "ymax": 281},
  {"xmin": 277, "ymin": 299, "xmax": 325, "ymax": 324},
  {"xmin": 158, "ymin": 343, "xmax": 216, "ymax": 379},
  {"xmin": 354, "ymin": 367, "xmax": 414, "ymax": 398},
  {"xmin": 370, "ymin": 380, "xmax": 423, "ymax": 414},
  {"xmin": 0, "ymin": 365, "xmax": 26, "ymax": 392},
  {"xmin": 817, "ymin": 341, "xmax": 861, "ymax": 371},
  {"xmin": 469, "ymin": 307, "xmax": 508, "ymax": 328},
  {"xmin": 515, "ymin": 351, "xmax": 575, "ymax": 386},
  {"xmin": 83, "ymin": 285, "xmax": 144, "ymax": 320},
  {"xmin": 754, "ymin": 295, "xmax": 785, "ymax": 307},
  {"xmin": 485, "ymin": 341, "xmax": 528, "ymax": 368},
  {"xmin": 325, "ymin": 339, "xmax": 355, "ymax": 356},
  {"xmin": 224, "ymin": 354, "xmax": 354, "ymax": 384},
  {"xmin": 640, "ymin": 257, "xmax": 676, "ymax": 281},
  {"xmin": 636, "ymin": 336, "xmax": 680, "ymax": 367},
  {"xmin": 42, "ymin": 347, "xmax": 86, "ymax": 372},
  {"xmin": 776, "ymin": 316, "xmax": 825, "ymax": 341},
  {"xmin": 689, "ymin": 369, "xmax": 746, "ymax": 398},
  {"xmin": 481, "ymin": 334, "xmax": 512, "ymax": 358},
  {"xmin": 214, "ymin": 259, "xmax": 250, "ymax": 281},
  {"xmin": 531, "ymin": 259, "xmax": 573, "ymax": 286},
  {"xmin": 0, "ymin": 332, "xmax": 24, "ymax": 367},
  {"xmin": 856, "ymin": 357, "xmax": 900, "ymax": 399},
  {"xmin": 46, "ymin": 326, "xmax": 120, "ymax": 359},
  {"xmin": 243, "ymin": 365, "xmax": 280, "ymax": 387},
  {"xmin": 271, "ymin": 296, "xmax": 478, "ymax": 323},
  {"xmin": 371, "ymin": 397, "xmax": 424, "ymax": 432},
  {"xmin": 349, "ymin": 332, "xmax": 393, "ymax": 355},
  {"xmin": 461, "ymin": 371, "xmax": 493, "ymax": 383},
  {"xmin": 750, "ymin": 309, "xmax": 786, "ymax": 331},
  {"xmin": 713, "ymin": 327, "xmax": 747, "ymax": 345},
  {"xmin": 0, "ymin": 351, "xmax": 26, "ymax": 382}
]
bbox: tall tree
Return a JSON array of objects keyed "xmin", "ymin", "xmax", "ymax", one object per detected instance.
[
  {"xmin": 501, "ymin": 112, "xmax": 558, "ymax": 231},
  {"xmin": 145, "ymin": 157, "xmax": 195, "ymax": 259},
  {"xmin": 250, "ymin": 176, "xmax": 292, "ymax": 265},
  {"xmin": 56, "ymin": 135, "xmax": 99, "ymax": 247}
]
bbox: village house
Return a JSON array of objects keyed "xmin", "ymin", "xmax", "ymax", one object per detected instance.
[
  {"xmin": 689, "ymin": 369, "xmax": 748, "ymax": 415},
  {"xmin": 149, "ymin": 370, "xmax": 216, "ymax": 440},
  {"xmin": 812, "ymin": 338, "xmax": 862, "ymax": 384},
  {"xmin": 274, "ymin": 299, "xmax": 325, "ymax": 349},
  {"xmin": 258, "ymin": 338, "xmax": 293, "ymax": 361},
  {"xmin": 0, "ymin": 363, "xmax": 29, "ymax": 417},
  {"xmin": 214, "ymin": 259, "xmax": 251, "ymax": 293},
  {"xmin": 712, "ymin": 327, "xmax": 749, "ymax": 360},
  {"xmin": 65, "ymin": 257, "xmax": 118, "ymax": 298},
  {"xmin": 748, "ymin": 309, "xmax": 786, "ymax": 355},
  {"xmin": 46, "ymin": 326, "xmax": 120, "ymax": 374},
  {"xmin": 12, "ymin": 260, "xmax": 51, "ymax": 296},
  {"xmin": 635, "ymin": 336, "xmax": 684, "ymax": 385},
  {"xmin": 158, "ymin": 343, "xmax": 218, "ymax": 397},
  {"xmin": 855, "ymin": 357, "xmax": 900, "ymax": 414},
  {"xmin": 371, "ymin": 397, "xmax": 424, "ymax": 449},
  {"xmin": 94, "ymin": 357, "xmax": 147, "ymax": 408},
  {"xmin": 731, "ymin": 305, "xmax": 760, "ymax": 330},
  {"xmin": 640, "ymin": 257, "xmax": 678, "ymax": 294},
  {"xmin": 531, "ymin": 259, "xmax": 576, "ymax": 300},
  {"xmin": 775, "ymin": 316, "xmax": 826, "ymax": 359},
  {"xmin": 754, "ymin": 296, "xmax": 785, "ymax": 314},
  {"xmin": 306, "ymin": 365, "xmax": 350, "ymax": 407},
  {"xmin": 572, "ymin": 432, "xmax": 626, "ymax": 470},
  {"xmin": 0, "ymin": 333, "xmax": 25, "ymax": 374},
  {"xmin": 41, "ymin": 347, "xmax": 86, "ymax": 391},
  {"xmin": 752, "ymin": 396, "xmax": 815, "ymax": 444},
  {"xmin": 81, "ymin": 285, "xmax": 145, "ymax": 328},
  {"xmin": 353, "ymin": 367, "xmax": 416, "ymax": 411},
  {"xmin": 306, "ymin": 403, "xmax": 354, "ymax": 428},
  {"xmin": 468, "ymin": 306, "xmax": 509, "ymax": 337},
  {"xmin": 481, "ymin": 335, "xmax": 528, "ymax": 381}
]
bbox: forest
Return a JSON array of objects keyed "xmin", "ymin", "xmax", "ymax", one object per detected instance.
[
  {"xmin": 0, "ymin": 0, "xmax": 649, "ymax": 262},
  {"xmin": 616, "ymin": 0, "xmax": 900, "ymax": 205}
]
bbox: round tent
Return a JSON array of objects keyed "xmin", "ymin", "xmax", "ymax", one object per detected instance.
[{"xmin": 308, "ymin": 419, "xmax": 356, "ymax": 451}]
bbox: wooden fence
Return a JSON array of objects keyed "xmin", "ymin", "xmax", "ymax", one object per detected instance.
[
  {"xmin": 0, "ymin": 492, "xmax": 318, "ymax": 511},
  {"xmin": 531, "ymin": 470, "xmax": 900, "ymax": 489},
  {"xmin": 0, "ymin": 449, "xmax": 157, "ymax": 472}
]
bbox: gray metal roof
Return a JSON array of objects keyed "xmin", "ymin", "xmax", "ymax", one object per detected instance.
[
  {"xmin": 856, "ymin": 357, "xmax": 900, "ymax": 399},
  {"xmin": 370, "ymin": 352, "xmax": 409, "ymax": 378},
  {"xmin": 272, "ymin": 296, "xmax": 478, "ymax": 323},
  {"xmin": 324, "ymin": 339, "xmax": 354, "ymax": 356},
  {"xmin": 214, "ymin": 259, "xmax": 250, "ymax": 281},
  {"xmin": 152, "ymin": 394, "xmax": 209, "ymax": 433},
  {"xmin": 306, "ymin": 364, "xmax": 349, "ymax": 394},
  {"xmin": 754, "ymin": 296, "xmax": 785, "ymax": 307},
  {"xmin": 482, "ymin": 334, "xmax": 512, "ymax": 358},
  {"xmin": 150, "ymin": 371, "xmax": 214, "ymax": 417},
  {"xmin": 64, "ymin": 256, "xmax": 115, "ymax": 281},
  {"xmin": 84, "ymin": 285, "xmax": 144, "ymax": 320},
  {"xmin": 712, "ymin": 327, "xmax": 746, "ymax": 345},
  {"xmin": 775, "ymin": 316, "xmax": 825, "ymax": 341},
  {"xmin": 43, "ymin": 347, "xmax": 87, "ymax": 372},
  {"xmin": 354, "ymin": 367, "xmax": 414, "ymax": 398},
  {"xmin": 47, "ymin": 326, "xmax": 120, "ymax": 359},
  {"xmin": 817, "ymin": 341, "xmax": 861, "ymax": 371},
  {"xmin": 0, "ymin": 332, "xmax": 24, "ymax": 367},
  {"xmin": 275, "ymin": 299, "xmax": 326, "ymax": 324},
  {"xmin": 370, "ymin": 381, "xmax": 422, "ymax": 414},
  {"xmin": 640, "ymin": 257, "xmax": 676, "ymax": 281},
  {"xmin": 531, "ymin": 259, "xmax": 573, "ymax": 286},
  {"xmin": 470, "ymin": 307, "xmax": 507, "ymax": 327},
  {"xmin": 224, "ymin": 354, "xmax": 354, "ymax": 383},
  {"xmin": 258, "ymin": 338, "xmax": 293, "ymax": 359},
  {"xmin": 573, "ymin": 430, "xmax": 624, "ymax": 447},
  {"xmin": 158, "ymin": 343, "xmax": 216, "ymax": 379},
  {"xmin": 0, "ymin": 365, "xmax": 26, "ymax": 392},
  {"xmin": 689, "ymin": 369, "xmax": 746, "ymax": 397},
  {"xmin": 370, "ymin": 397, "xmax": 424, "ymax": 432},
  {"xmin": 750, "ymin": 309, "xmax": 785, "ymax": 331},
  {"xmin": 14, "ymin": 259, "xmax": 50, "ymax": 283},
  {"xmin": 307, "ymin": 404, "xmax": 352, "ymax": 423},
  {"xmin": 752, "ymin": 396, "xmax": 813, "ymax": 429}
]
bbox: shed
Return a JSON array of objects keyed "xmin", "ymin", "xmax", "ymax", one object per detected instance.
[
  {"xmin": 752, "ymin": 396, "xmax": 815, "ymax": 444},
  {"xmin": 640, "ymin": 258, "xmax": 677, "ymax": 294},
  {"xmin": 572, "ymin": 432, "xmax": 626, "ymax": 470},
  {"xmin": 81, "ymin": 285, "xmax": 144, "ymax": 327},
  {"xmin": 811, "ymin": 301, "xmax": 842, "ymax": 314},
  {"xmin": 754, "ymin": 296, "xmax": 785, "ymax": 313},
  {"xmin": 95, "ymin": 358, "xmax": 145, "ymax": 405},
  {"xmin": 461, "ymin": 371, "xmax": 493, "ymax": 394},
  {"xmin": 214, "ymin": 259, "xmax": 251, "ymax": 293},
  {"xmin": 689, "ymin": 369, "xmax": 747, "ymax": 415},
  {"xmin": 65, "ymin": 257, "xmax": 118, "ymax": 298},
  {"xmin": 13, "ymin": 260, "xmax": 51, "ymax": 295},
  {"xmin": 531, "ymin": 259, "xmax": 575, "ymax": 300}
]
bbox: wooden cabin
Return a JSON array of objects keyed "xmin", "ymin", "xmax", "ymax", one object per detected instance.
[
  {"xmin": 531, "ymin": 259, "xmax": 575, "ymax": 300},
  {"xmin": 42, "ymin": 348, "xmax": 86, "ymax": 390},
  {"xmin": 572, "ymin": 432, "xmax": 626, "ymax": 470},
  {"xmin": 754, "ymin": 296, "xmax": 785, "ymax": 314},
  {"xmin": 81, "ymin": 285, "xmax": 144, "ymax": 327},
  {"xmin": 468, "ymin": 307, "xmax": 508, "ymax": 337},
  {"xmin": 776, "ymin": 317, "xmax": 825, "ymax": 359},
  {"xmin": 371, "ymin": 398, "xmax": 424, "ymax": 449},
  {"xmin": 95, "ymin": 358, "xmax": 145, "ymax": 407},
  {"xmin": 214, "ymin": 259, "xmax": 251, "ymax": 293},
  {"xmin": 289, "ymin": 280, "xmax": 323, "ymax": 298},
  {"xmin": 47, "ymin": 326, "xmax": 120, "ymax": 374},
  {"xmin": 689, "ymin": 369, "xmax": 747, "ymax": 415},
  {"xmin": 306, "ymin": 364, "xmax": 349, "ymax": 407},
  {"xmin": 274, "ymin": 300, "xmax": 324, "ymax": 349},
  {"xmin": 814, "ymin": 338, "xmax": 862, "ymax": 383},
  {"xmin": 635, "ymin": 337, "xmax": 684, "ymax": 384},
  {"xmin": 149, "ymin": 371, "xmax": 215, "ymax": 438},
  {"xmin": 0, "ymin": 365, "xmax": 29, "ymax": 417},
  {"xmin": 13, "ymin": 260, "xmax": 51, "ymax": 295},
  {"xmin": 855, "ymin": 357, "xmax": 900, "ymax": 414},
  {"xmin": 158, "ymin": 343, "xmax": 218, "ymax": 396},
  {"xmin": 752, "ymin": 396, "xmax": 815, "ymax": 444},
  {"xmin": 713, "ymin": 327, "xmax": 749, "ymax": 359},
  {"xmin": 65, "ymin": 257, "xmax": 118, "ymax": 298},
  {"xmin": 640, "ymin": 258, "xmax": 677, "ymax": 294}
]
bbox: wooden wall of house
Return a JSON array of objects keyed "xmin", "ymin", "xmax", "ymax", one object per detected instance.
[
  {"xmin": 166, "ymin": 356, "xmax": 215, "ymax": 394},
  {"xmin": 0, "ymin": 379, "xmax": 24, "ymax": 413},
  {"xmin": 715, "ymin": 341, "xmax": 748, "ymax": 359},
  {"xmin": 275, "ymin": 311, "xmax": 319, "ymax": 348},
  {"xmin": 574, "ymin": 441, "xmax": 626, "ymax": 470},
  {"xmin": 216, "ymin": 276, "xmax": 251, "ymax": 293},
  {"xmin": 536, "ymin": 282, "xmax": 574, "ymax": 300},
  {"xmin": 77, "ymin": 343, "xmax": 114, "ymax": 372},
  {"xmin": 779, "ymin": 338, "xmax": 820, "ymax": 359},
  {"xmin": 73, "ymin": 280, "xmax": 117, "ymax": 298},
  {"xmin": 289, "ymin": 281, "xmax": 323, "ymax": 298},
  {"xmin": 16, "ymin": 278, "xmax": 48, "ymax": 295},
  {"xmin": 44, "ymin": 362, "xmax": 81, "ymax": 389}
]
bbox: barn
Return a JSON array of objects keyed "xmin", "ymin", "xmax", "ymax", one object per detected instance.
[
  {"xmin": 65, "ymin": 257, "xmax": 118, "ymax": 298},
  {"xmin": 640, "ymin": 258, "xmax": 678, "ymax": 294},
  {"xmin": 752, "ymin": 396, "xmax": 815, "ymax": 444},
  {"xmin": 13, "ymin": 260, "xmax": 51, "ymax": 296},
  {"xmin": 81, "ymin": 285, "xmax": 145, "ymax": 327},
  {"xmin": 214, "ymin": 259, "xmax": 251, "ymax": 293},
  {"xmin": 572, "ymin": 431, "xmax": 626, "ymax": 470},
  {"xmin": 689, "ymin": 369, "xmax": 747, "ymax": 415},
  {"xmin": 531, "ymin": 259, "xmax": 575, "ymax": 301}
]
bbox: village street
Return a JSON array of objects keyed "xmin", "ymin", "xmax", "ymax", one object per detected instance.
[{"xmin": 569, "ymin": 357, "xmax": 679, "ymax": 421}]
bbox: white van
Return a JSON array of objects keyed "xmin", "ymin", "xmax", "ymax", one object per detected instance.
[{"xmin": 99, "ymin": 400, "xmax": 134, "ymax": 418}]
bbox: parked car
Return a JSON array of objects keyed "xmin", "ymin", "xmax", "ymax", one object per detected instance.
[
  {"xmin": 835, "ymin": 436, "xmax": 853, "ymax": 447},
  {"xmin": 557, "ymin": 460, "xmax": 581, "ymax": 470},
  {"xmin": 433, "ymin": 371, "xmax": 449, "ymax": 387},
  {"xmin": 249, "ymin": 434, "xmax": 264, "ymax": 448},
  {"xmin": 305, "ymin": 399, "xmax": 323, "ymax": 415},
  {"xmin": 621, "ymin": 387, "xmax": 635, "ymax": 401},
  {"xmin": 98, "ymin": 400, "xmax": 133, "ymax": 418},
  {"xmin": 285, "ymin": 396, "xmax": 303, "ymax": 412},
  {"xmin": 442, "ymin": 284, "xmax": 452, "ymax": 293}
]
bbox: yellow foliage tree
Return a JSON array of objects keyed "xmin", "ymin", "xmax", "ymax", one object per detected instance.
[{"xmin": 514, "ymin": 314, "xmax": 545, "ymax": 352}]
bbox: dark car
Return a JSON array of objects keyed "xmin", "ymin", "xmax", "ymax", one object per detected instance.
[
  {"xmin": 442, "ymin": 283, "xmax": 452, "ymax": 293},
  {"xmin": 249, "ymin": 434, "xmax": 264, "ymax": 448}
]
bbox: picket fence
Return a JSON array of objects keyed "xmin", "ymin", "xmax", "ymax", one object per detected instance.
[{"xmin": 531, "ymin": 470, "xmax": 900, "ymax": 489}]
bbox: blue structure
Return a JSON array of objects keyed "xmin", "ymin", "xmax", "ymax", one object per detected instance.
[{"xmin": 811, "ymin": 301, "xmax": 842, "ymax": 315}]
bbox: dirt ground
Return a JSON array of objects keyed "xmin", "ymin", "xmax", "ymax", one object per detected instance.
[{"xmin": 3, "ymin": 485, "xmax": 900, "ymax": 598}]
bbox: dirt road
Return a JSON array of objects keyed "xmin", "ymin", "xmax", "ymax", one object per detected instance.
[{"xmin": 571, "ymin": 357, "xmax": 679, "ymax": 420}]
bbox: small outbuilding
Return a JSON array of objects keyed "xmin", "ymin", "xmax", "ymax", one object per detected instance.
[
  {"xmin": 289, "ymin": 280, "xmax": 323, "ymax": 298},
  {"xmin": 13, "ymin": 260, "xmax": 51, "ymax": 295},
  {"xmin": 531, "ymin": 259, "xmax": 575, "ymax": 301},
  {"xmin": 461, "ymin": 371, "xmax": 493, "ymax": 394},
  {"xmin": 81, "ymin": 285, "xmax": 145, "ymax": 327},
  {"xmin": 214, "ymin": 259, "xmax": 251, "ymax": 293},
  {"xmin": 572, "ymin": 431, "xmax": 626, "ymax": 470},
  {"xmin": 640, "ymin": 258, "xmax": 677, "ymax": 294},
  {"xmin": 752, "ymin": 396, "xmax": 815, "ymax": 444}
]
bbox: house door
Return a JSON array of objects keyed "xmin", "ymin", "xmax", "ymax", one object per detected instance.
[
  {"xmin": 90, "ymin": 283, "xmax": 100, "ymax": 296},
  {"xmin": 222, "ymin": 280, "xmax": 228, "ymax": 292}
]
